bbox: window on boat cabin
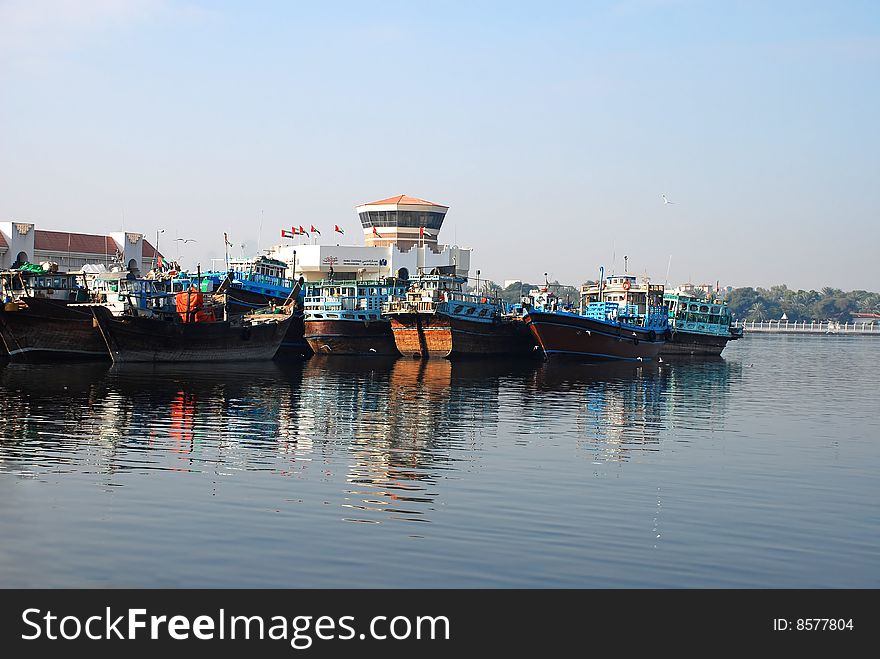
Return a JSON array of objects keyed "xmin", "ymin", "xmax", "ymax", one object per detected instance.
[
  {"xmin": 314, "ymin": 314, "xmax": 323, "ymax": 318},
  {"xmin": 466, "ymin": 307, "xmax": 475, "ymax": 315},
  {"xmin": 358, "ymin": 314, "xmax": 366, "ymax": 320},
  {"xmin": 479, "ymin": 309, "xmax": 488, "ymax": 317},
  {"xmin": 454, "ymin": 305, "xmax": 464, "ymax": 313}
]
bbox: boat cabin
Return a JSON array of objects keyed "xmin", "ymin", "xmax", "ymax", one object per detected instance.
[
  {"xmin": 1, "ymin": 270, "xmax": 90, "ymax": 304},
  {"xmin": 664, "ymin": 293, "xmax": 735, "ymax": 336},
  {"xmin": 579, "ymin": 274, "xmax": 668, "ymax": 329},
  {"xmin": 303, "ymin": 278, "xmax": 407, "ymax": 322}
]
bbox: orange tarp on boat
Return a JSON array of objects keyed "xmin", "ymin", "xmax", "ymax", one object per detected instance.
[{"xmin": 176, "ymin": 288, "xmax": 203, "ymax": 323}]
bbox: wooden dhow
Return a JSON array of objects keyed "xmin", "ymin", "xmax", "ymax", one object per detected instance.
[
  {"xmin": 524, "ymin": 272, "xmax": 669, "ymax": 362},
  {"xmin": 0, "ymin": 269, "xmax": 107, "ymax": 361},
  {"xmin": 303, "ymin": 278, "xmax": 407, "ymax": 356},
  {"xmin": 382, "ymin": 268, "xmax": 537, "ymax": 359},
  {"xmin": 90, "ymin": 287, "xmax": 292, "ymax": 363}
]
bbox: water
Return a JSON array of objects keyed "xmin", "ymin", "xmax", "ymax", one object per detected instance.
[{"xmin": 0, "ymin": 335, "xmax": 877, "ymax": 588}]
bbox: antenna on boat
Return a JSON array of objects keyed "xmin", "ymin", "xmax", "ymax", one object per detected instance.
[
  {"xmin": 624, "ymin": 255, "xmax": 628, "ymax": 274},
  {"xmin": 665, "ymin": 254, "xmax": 672, "ymax": 287}
]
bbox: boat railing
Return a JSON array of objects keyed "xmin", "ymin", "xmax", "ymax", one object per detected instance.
[
  {"xmin": 383, "ymin": 299, "xmax": 437, "ymax": 314},
  {"xmin": 230, "ymin": 270, "xmax": 299, "ymax": 289},
  {"xmin": 304, "ymin": 295, "xmax": 385, "ymax": 311}
]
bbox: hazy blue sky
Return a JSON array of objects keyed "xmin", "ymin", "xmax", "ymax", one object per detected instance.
[{"xmin": 1, "ymin": 1, "xmax": 878, "ymax": 290}]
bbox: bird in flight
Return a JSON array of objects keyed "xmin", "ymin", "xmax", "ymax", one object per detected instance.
[
  {"xmin": 175, "ymin": 238, "xmax": 197, "ymax": 243},
  {"xmin": 661, "ymin": 194, "xmax": 674, "ymax": 204}
]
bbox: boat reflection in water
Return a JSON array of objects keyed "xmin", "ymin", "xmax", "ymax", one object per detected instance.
[
  {"xmin": 293, "ymin": 357, "xmax": 539, "ymax": 523},
  {"xmin": 523, "ymin": 357, "xmax": 741, "ymax": 463},
  {"xmin": 0, "ymin": 354, "xmax": 739, "ymax": 525}
]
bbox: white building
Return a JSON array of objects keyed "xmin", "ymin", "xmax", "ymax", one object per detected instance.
[
  {"xmin": 0, "ymin": 221, "xmax": 160, "ymax": 273},
  {"xmin": 264, "ymin": 194, "xmax": 471, "ymax": 282}
]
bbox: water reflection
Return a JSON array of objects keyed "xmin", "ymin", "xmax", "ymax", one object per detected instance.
[
  {"xmin": 523, "ymin": 358, "xmax": 741, "ymax": 463},
  {"xmin": 0, "ymin": 355, "xmax": 741, "ymax": 518}
]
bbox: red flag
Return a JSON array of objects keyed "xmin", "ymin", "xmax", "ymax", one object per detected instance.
[
  {"xmin": 419, "ymin": 226, "xmax": 424, "ymax": 238},
  {"xmin": 334, "ymin": 225, "xmax": 345, "ymax": 235},
  {"xmin": 310, "ymin": 225, "xmax": 321, "ymax": 235},
  {"xmin": 157, "ymin": 255, "xmax": 164, "ymax": 268},
  {"xmin": 281, "ymin": 229, "xmax": 295, "ymax": 238},
  {"xmin": 299, "ymin": 225, "xmax": 310, "ymax": 237},
  {"xmin": 372, "ymin": 227, "xmax": 380, "ymax": 236}
]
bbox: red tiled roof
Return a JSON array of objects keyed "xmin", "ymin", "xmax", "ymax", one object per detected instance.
[
  {"xmin": 360, "ymin": 194, "xmax": 448, "ymax": 208},
  {"xmin": 35, "ymin": 230, "xmax": 118, "ymax": 255},
  {"xmin": 32, "ymin": 230, "xmax": 162, "ymax": 259},
  {"xmin": 0, "ymin": 232, "xmax": 7, "ymax": 248},
  {"xmin": 142, "ymin": 239, "xmax": 162, "ymax": 259}
]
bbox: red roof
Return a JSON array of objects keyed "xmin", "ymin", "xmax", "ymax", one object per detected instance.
[
  {"xmin": 35, "ymin": 230, "xmax": 117, "ymax": 255},
  {"xmin": 32, "ymin": 230, "xmax": 162, "ymax": 259},
  {"xmin": 360, "ymin": 194, "xmax": 448, "ymax": 208},
  {"xmin": 142, "ymin": 239, "xmax": 162, "ymax": 259},
  {"xmin": 0, "ymin": 232, "xmax": 7, "ymax": 249}
]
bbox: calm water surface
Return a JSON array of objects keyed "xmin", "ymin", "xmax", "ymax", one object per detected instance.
[{"xmin": 0, "ymin": 335, "xmax": 877, "ymax": 587}]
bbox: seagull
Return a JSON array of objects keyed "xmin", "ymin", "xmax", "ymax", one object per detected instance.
[
  {"xmin": 660, "ymin": 194, "xmax": 674, "ymax": 205},
  {"xmin": 368, "ymin": 348, "xmax": 377, "ymax": 353}
]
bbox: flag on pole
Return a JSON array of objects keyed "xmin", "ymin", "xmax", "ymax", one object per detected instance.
[
  {"xmin": 334, "ymin": 225, "xmax": 345, "ymax": 235},
  {"xmin": 310, "ymin": 225, "xmax": 321, "ymax": 235},
  {"xmin": 419, "ymin": 227, "xmax": 434, "ymax": 239},
  {"xmin": 281, "ymin": 229, "xmax": 295, "ymax": 238},
  {"xmin": 372, "ymin": 227, "xmax": 380, "ymax": 236},
  {"xmin": 299, "ymin": 225, "xmax": 310, "ymax": 238},
  {"xmin": 224, "ymin": 232, "xmax": 234, "ymax": 247},
  {"xmin": 157, "ymin": 255, "xmax": 164, "ymax": 268}
]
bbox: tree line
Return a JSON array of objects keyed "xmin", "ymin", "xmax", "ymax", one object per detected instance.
[
  {"xmin": 478, "ymin": 280, "xmax": 879, "ymax": 322},
  {"xmin": 724, "ymin": 285, "xmax": 879, "ymax": 322}
]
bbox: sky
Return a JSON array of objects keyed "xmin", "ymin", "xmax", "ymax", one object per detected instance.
[{"xmin": 1, "ymin": 0, "xmax": 878, "ymax": 291}]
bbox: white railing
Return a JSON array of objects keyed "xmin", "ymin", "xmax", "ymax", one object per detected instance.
[{"xmin": 734, "ymin": 320, "xmax": 879, "ymax": 334}]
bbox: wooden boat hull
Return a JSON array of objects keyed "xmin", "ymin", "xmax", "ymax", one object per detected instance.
[
  {"xmin": 276, "ymin": 312, "xmax": 312, "ymax": 357},
  {"xmin": 660, "ymin": 329, "xmax": 737, "ymax": 356},
  {"xmin": 389, "ymin": 313, "xmax": 537, "ymax": 359},
  {"xmin": 524, "ymin": 310, "xmax": 665, "ymax": 361},
  {"xmin": 91, "ymin": 306, "xmax": 291, "ymax": 363},
  {"xmin": 224, "ymin": 286, "xmax": 289, "ymax": 315},
  {"xmin": 305, "ymin": 318, "xmax": 399, "ymax": 356},
  {"xmin": 0, "ymin": 297, "xmax": 109, "ymax": 362}
]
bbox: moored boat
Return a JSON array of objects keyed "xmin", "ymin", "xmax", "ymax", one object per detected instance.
[
  {"xmin": 661, "ymin": 292, "xmax": 743, "ymax": 356},
  {"xmin": 303, "ymin": 278, "xmax": 407, "ymax": 355},
  {"xmin": 0, "ymin": 268, "xmax": 108, "ymax": 361},
  {"xmin": 382, "ymin": 268, "xmax": 537, "ymax": 359},
  {"xmin": 206, "ymin": 257, "xmax": 310, "ymax": 356},
  {"xmin": 90, "ymin": 288, "xmax": 292, "ymax": 363},
  {"xmin": 524, "ymin": 272, "xmax": 669, "ymax": 361}
]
